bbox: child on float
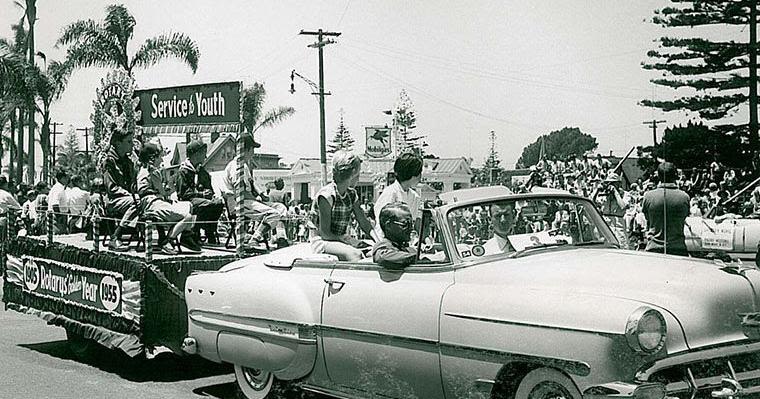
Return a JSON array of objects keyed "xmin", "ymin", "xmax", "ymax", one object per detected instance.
[
  {"xmin": 309, "ymin": 151, "xmax": 375, "ymax": 261},
  {"xmin": 136, "ymin": 142, "xmax": 199, "ymax": 254}
]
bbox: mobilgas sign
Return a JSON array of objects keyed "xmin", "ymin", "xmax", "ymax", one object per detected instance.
[
  {"xmin": 23, "ymin": 258, "xmax": 123, "ymax": 314},
  {"xmin": 135, "ymin": 81, "xmax": 241, "ymax": 126}
]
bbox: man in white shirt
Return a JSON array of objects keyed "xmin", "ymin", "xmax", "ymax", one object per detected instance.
[
  {"xmin": 374, "ymin": 152, "xmax": 422, "ymax": 240},
  {"xmin": 48, "ymin": 169, "xmax": 70, "ymax": 233},
  {"xmin": 65, "ymin": 175, "xmax": 91, "ymax": 232},
  {"xmin": 221, "ymin": 133, "xmax": 287, "ymax": 248},
  {"xmin": 0, "ymin": 176, "xmax": 21, "ymax": 236},
  {"xmin": 482, "ymin": 201, "xmax": 516, "ymax": 255}
]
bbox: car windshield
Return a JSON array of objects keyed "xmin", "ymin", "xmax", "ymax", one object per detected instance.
[{"xmin": 446, "ymin": 196, "xmax": 617, "ymax": 259}]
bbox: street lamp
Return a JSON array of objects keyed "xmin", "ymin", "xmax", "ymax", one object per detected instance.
[{"xmin": 290, "ymin": 69, "xmax": 330, "ymax": 185}]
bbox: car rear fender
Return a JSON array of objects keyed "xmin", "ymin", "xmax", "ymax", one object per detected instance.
[{"xmin": 186, "ymin": 259, "xmax": 332, "ymax": 380}]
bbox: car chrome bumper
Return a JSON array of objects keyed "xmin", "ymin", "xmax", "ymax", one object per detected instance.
[{"xmin": 587, "ymin": 341, "xmax": 760, "ymax": 399}]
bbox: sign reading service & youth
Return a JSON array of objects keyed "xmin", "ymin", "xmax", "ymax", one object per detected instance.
[{"xmin": 135, "ymin": 81, "xmax": 241, "ymax": 126}]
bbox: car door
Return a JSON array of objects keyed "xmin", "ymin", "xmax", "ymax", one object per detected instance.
[
  {"xmin": 732, "ymin": 218, "xmax": 760, "ymax": 256},
  {"xmin": 320, "ymin": 262, "xmax": 453, "ymax": 398}
]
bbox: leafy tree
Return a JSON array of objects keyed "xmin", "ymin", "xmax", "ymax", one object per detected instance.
[
  {"xmin": 642, "ymin": 1, "xmax": 759, "ymax": 153},
  {"xmin": 327, "ymin": 110, "xmax": 355, "ymax": 154},
  {"xmin": 241, "ymin": 82, "xmax": 295, "ymax": 136},
  {"xmin": 55, "ymin": 127, "xmax": 97, "ymax": 185},
  {"xmin": 516, "ymin": 127, "xmax": 597, "ymax": 168},
  {"xmin": 394, "ymin": 89, "xmax": 428, "ymax": 156},
  {"xmin": 660, "ymin": 121, "xmax": 744, "ymax": 169},
  {"xmin": 56, "ymin": 4, "xmax": 200, "ymax": 76}
]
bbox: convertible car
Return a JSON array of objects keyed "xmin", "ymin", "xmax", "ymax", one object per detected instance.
[
  {"xmin": 184, "ymin": 187, "xmax": 760, "ymax": 399},
  {"xmin": 685, "ymin": 179, "xmax": 760, "ymax": 261}
]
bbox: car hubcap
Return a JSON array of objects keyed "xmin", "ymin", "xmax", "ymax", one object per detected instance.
[
  {"xmin": 241, "ymin": 367, "xmax": 271, "ymax": 391},
  {"xmin": 530, "ymin": 381, "xmax": 572, "ymax": 399}
]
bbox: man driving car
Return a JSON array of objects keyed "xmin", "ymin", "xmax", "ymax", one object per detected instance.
[{"xmin": 482, "ymin": 201, "xmax": 517, "ymax": 254}]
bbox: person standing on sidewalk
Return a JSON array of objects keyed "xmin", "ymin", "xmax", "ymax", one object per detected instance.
[{"xmin": 642, "ymin": 162, "xmax": 691, "ymax": 256}]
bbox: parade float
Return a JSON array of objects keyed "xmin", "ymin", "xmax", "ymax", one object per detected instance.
[{"xmin": 2, "ymin": 71, "xmax": 247, "ymax": 357}]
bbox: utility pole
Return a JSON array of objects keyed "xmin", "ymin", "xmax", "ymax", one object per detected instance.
[
  {"xmin": 749, "ymin": 0, "xmax": 758, "ymax": 156},
  {"xmin": 300, "ymin": 28, "xmax": 341, "ymax": 186},
  {"xmin": 75, "ymin": 127, "xmax": 92, "ymax": 161},
  {"xmin": 489, "ymin": 130, "xmax": 496, "ymax": 185},
  {"xmin": 25, "ymin": 0, "xmax": 37, "ymax": 183},
  {"xmin": 643, "ymin": 119, "xmax": 666, "ymax": 147},
  {"xmin": 49, "ymin": 122, "xmax": 63, "ymax": 179}
]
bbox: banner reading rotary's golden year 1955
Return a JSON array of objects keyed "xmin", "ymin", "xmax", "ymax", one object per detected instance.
[{"xmin": 21, "ymin": 257, "xmax": 123, "ymax": 314}]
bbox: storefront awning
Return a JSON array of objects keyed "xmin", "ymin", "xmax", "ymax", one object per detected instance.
[{"xmin": 139, "ymin": 123, "xmax": 240, "ymax": 136}]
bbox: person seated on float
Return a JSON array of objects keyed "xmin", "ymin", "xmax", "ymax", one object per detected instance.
[
  {"xmin": 309, "ymin": 151, "xmax": 374, "ymax": 261},
  {"xmin": 0, "ymin": 175, "xmax": 21, "ymax": 236},
  {"xmin": 47, "ymin": 168, "xmax": 70, "ymax": 234},
  {"xmin": 83, "ymin": 178, "xmax": 106, "ymax": 240},
  {"xmin": 137, "ymin": 143, "xmax": 199, "ymax": 254},
  {"xmin": 176, "ymin": 140, "xmax": 224, "ymax": 246},
  {"xmin": 374, "ymin": 152, "xmax": 422, "ymax": 240},
  {"xmin": 483, "ymin": 201, "xmax": 517, "ymax": 254},
  {"xmin": 66, "ymin": 175, "xmax": 91, "ymax": 233},
  {"xmin": 220, "ymin": 133, "xmax": 288, "ymax": 250},
  {"xmin": 21, "ymin": 189, "xmax": 37, "ymax": 232},
  {"xmin": 102, "ymin": 127, "xmax": 139, "ymax": 252},
  {"xmin": 372, "ymin": 202, "xmax": 418, "ymax": 269}
]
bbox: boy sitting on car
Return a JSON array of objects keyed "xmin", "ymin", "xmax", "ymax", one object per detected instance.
[{"xmin": 372, "ymin": 202, "xmax": 417, "ymax": 269}]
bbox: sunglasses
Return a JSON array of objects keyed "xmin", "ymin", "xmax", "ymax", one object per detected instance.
[{"xmin": 389, "ymin": 219, "xmax": 413, "ymax": 229}]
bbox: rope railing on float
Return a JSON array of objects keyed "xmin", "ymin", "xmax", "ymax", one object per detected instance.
[{"xmin": 8, "ymin": 208, "xmax": 310, "ymax": 262}]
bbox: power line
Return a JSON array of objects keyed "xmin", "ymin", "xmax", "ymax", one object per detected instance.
[
  {"xmin": 344, "ymin": 39, "xmax": 650, "ymax": 96},
  {"xmin": 343, "ymin": 43, "xmax": 644, "ymax": 100},
  {"xmin": 336, "ymin": 53, "xmax": 560, "ymax": 130}
]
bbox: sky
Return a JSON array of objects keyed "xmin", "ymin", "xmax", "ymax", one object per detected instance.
[{"xmin": 0, "ymin": 0, "xmax": 740, "ymax": 168}]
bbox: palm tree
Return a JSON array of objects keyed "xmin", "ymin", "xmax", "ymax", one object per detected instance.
[
  {"xmin": 56, "ymin": 4, "xmax": 200, "ymax": 76},
  {"xmin": 32, "ymin": 52, "xmax": 71, "ymax": 180},
  {"xmin": 242, "ymin": 82, "xmax": 296, "ymax": 136},
  {"xmin": 0, "ymin": 21, "xmax": 33, "ymax": 182}
]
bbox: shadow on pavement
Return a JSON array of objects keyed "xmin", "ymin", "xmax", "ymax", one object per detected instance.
[
  {"xmin": 192, "ymin": 382, "xmax": 238, "ymax": 399},
  {"xmin": 193, "ymin": 381, "xmax": 324, "ymax": 399},
  {"xmin": 20, "ymin": 339, "xmax": 232, "ymax": 382}
]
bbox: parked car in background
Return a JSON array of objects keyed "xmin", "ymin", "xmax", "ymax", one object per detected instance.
[
  {"xmin": 184, "ymin": 187, "xmax": 760, "ymax": 399},
  {"xmin": 685, "ymin": 178, "xmax": 760, "ymax": 262}
]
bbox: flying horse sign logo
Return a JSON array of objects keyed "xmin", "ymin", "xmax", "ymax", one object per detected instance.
[{"xmin": 365, "ymin": 126, "xmax": 392, "ymax": 158}]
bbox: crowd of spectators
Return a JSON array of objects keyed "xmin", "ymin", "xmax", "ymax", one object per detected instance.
[{"xmin": 1, "ymin": 147, "xmax": 757, "ymax": 256}]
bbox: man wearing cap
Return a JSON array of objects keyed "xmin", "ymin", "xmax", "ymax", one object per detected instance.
[
  {"xmin": 642, "ymin": 162, "xmax": 690, "ymax": 256},
  {"xmin": 220, "ymin": 134, "xmax": 287, "ymax": 249},
  {"xmin": 176, "ymin": 139, "xmax": 224, "ymax": 245}
]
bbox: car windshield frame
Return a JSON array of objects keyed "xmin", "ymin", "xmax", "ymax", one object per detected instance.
[{"xmin": 443, "ymin": 194, "xmax": 618, "ymax": 261}]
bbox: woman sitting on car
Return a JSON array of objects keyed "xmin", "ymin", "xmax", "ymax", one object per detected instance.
[{"xmin": 309, "ymin": 151, "xmax": 375, "ymax": 261}]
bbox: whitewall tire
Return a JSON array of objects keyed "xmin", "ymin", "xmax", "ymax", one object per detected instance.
[
  {"xmin": 514, "ymin": 368, "xmax": 582, "ymax": 399},
  {"xmin": 234, "ymin": 365, "xmax": 274, "ymax": 399}
]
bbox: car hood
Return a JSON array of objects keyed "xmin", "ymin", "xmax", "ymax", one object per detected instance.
[{"xmin": 454, "ymin": 248, "xmax": 758, "ymax": 349}]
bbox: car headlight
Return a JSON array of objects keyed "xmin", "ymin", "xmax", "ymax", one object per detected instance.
[{"xmin": 625, "ymin": 307, "xmax": 666, "ymax": 354}]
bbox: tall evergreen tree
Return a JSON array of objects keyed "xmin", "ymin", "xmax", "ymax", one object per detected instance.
[
  {"xmin": 477, "ymin": 130, "xmax": 502, "ymax": 185},
  {"xmin": 641, "ymin": 0, "xmax": 758, "ymax": 161},
  {"xmin": 327, "ymin": 110, "xmax": 355, "ymax": 154},
  {"xmin": 394, "ymin": 89, "xmax": 427, "ymax": 156}
]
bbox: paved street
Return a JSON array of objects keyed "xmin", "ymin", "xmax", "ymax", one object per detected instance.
[{"xmin": 0, "ymin": 283, "xmax": 241, "ymax": 399}]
